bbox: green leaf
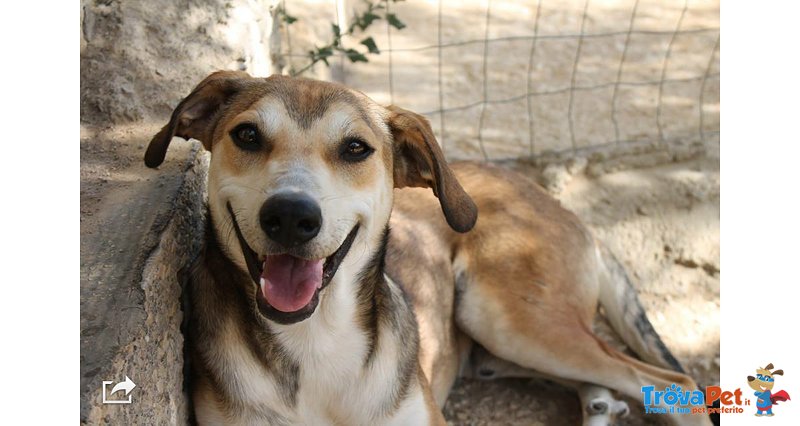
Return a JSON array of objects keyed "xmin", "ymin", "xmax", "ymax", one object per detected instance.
[
  {"xmin": 344, "ymin": 48, "xmax": 369, "ymax": 63},
  {"xmin": 282, "ymin": 13, "xmax": 298, "ymax": 24},
  {"xmin": 386, "ymin": 13, "xmax": 406, "ymax": 30},
  {"xmin": 313, "ymin": 46, "xmax": 334, "ymax": 66},
  {"xmin": 361, "ymin": 12, "xmax": 381, "ymax": 28},
  {"xmin": 360, "ymin": 37, "xmax": 380, "ymax": 54},
  {"xmin": 332, "ymin": 24, "xmax": 341, "ymax": 37}
]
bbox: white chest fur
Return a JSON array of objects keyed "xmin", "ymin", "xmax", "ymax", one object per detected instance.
[
  {"xmin": 198, "ymin": 270, "xmax": 430, "ymax": 425},
  {"xmin": 272, "ymin": 271, "xmax": 425, "ymax": 425}
]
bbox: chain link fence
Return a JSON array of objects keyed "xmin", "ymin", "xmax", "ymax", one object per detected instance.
[{"xmin": 275, "ymin": 0, "xmax": 719, "ymax": 163}]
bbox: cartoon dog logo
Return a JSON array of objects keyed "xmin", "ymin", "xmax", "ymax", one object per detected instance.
[{"xmin": 747, "ymin": 363, "xmax": 791, "ymax": 416}]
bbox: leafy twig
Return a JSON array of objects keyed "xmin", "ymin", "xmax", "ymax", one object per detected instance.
[{"xmin": 275, "ymin": 0, "xmax": 407, "ymax": 76}]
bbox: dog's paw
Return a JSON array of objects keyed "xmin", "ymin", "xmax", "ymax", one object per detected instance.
[{"xmin": 583, "ymin": 396, "xmax": 629, "ymax": 426}]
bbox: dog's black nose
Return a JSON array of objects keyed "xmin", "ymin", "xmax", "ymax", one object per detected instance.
[{"xmin": 259, "ymin": 193, "xmax": 322, "ymax": 247}]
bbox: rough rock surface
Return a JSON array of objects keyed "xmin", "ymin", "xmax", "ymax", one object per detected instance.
[{"xmin": 80, "ymin": 139, "xmax": 207, "ymax": 424}]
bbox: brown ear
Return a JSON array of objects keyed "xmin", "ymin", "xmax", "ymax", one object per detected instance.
[
  {"xmin": 386, "ymin": 105, "xmax": 478, "ymax": 233},
  {"xmin": 765, "ymin": 363, "xmax": 774, "ymax": 370},
  {"xmin": 772, "ymin": 369, "xmax": 784, "ymax": 376},
  {"xmin": 144, "ymin": 70, "xmax": 252, "ymax": 168}
]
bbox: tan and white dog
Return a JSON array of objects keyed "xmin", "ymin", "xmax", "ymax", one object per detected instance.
[{"xmin": 145, "ymin": 71, "xmax": 712, "ymax": 425}]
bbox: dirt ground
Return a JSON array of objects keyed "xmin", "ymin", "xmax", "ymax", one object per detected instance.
[
  {"xmin": 282, "ymin": 0, "xmax": 720, "ymax": 160},
  {"xmin": 81, "ymin": 1, "xmax": 719, "ymax": 424}
]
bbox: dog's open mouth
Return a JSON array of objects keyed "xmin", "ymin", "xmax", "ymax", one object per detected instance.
[{"xmin": 227, "ymin": 203, "xmax": 359, "ymax": 324}]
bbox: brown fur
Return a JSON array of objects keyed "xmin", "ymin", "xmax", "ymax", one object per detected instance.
[
  {"xmin": 147, "ymin": 72, "xmax": 710, "ymax": 425},
  {"xmin": 389, "ymin": 162, "xmax": 710, "ymax": 425}
]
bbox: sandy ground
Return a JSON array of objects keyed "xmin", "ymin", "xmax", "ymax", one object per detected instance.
[
  {"xmin": 81, "ymin": 0, "xmax": 719, "ymax": 424},
  {"xmin": 282, "ymin": 0, "xmax": 720, "ymax": 160}
]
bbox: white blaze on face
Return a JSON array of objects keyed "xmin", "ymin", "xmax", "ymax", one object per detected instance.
[{"xmin": 206, "ymin": 92, "xmax": 395, "ymax": 301}]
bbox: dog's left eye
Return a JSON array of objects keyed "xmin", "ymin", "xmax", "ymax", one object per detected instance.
[
  {"xmin": 230, "ymin": 123, "xmax": 262, "ymax": 151},
  {"xmin": 340, "ymin": 137, "xmax": 374, "ymax": 162}
]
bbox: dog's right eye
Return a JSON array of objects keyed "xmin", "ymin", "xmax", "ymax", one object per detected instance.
[
  {"xmin": 340, "ymin": 137, "xmax": 374, "ymax": 162},
  {"xmin": 230, "ymin": 124, "xmax": 262, "ymax": 151}
]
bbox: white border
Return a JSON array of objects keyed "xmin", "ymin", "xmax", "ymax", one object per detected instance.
[
  {"xmin": 6, "ymin": 0, "xmax": 800, "ymax": 423},
  {"xmin": 722, "ymin": 1, "xmax": 800, "ymax": 424},
  {"xmin": 1, "ymin": 1, "xmax": 76, "ymax": 421}
]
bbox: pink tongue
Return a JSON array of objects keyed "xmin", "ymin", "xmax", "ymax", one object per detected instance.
[{"xmin": 261, "ymin": 254, "xmax": 323, "ymax": 313}]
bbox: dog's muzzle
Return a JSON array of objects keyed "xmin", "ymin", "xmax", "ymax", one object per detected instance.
[{"xmin": 227, "ymin": 202, "xmax": 358, "ymax": 324}]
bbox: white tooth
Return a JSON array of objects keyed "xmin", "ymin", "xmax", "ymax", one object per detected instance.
[{"xmin": 260, "ymin": 277, "xmax": 266, "ymax": 290}]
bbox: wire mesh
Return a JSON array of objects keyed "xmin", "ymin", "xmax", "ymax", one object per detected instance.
[{"xmin": 277, "ymin": 0, "xmax": 720, "ymax": 162}]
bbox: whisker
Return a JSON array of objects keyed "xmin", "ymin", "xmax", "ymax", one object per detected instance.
[{"xmin": 319, "ymin": 194, "xmax": 361, "ymax": 203}]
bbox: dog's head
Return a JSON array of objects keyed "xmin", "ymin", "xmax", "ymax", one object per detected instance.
[
  {"xmin": 747, "ymin": 363, "xmax": 783, "ymax": 392},
  {"xmin": 146, "ymin": 71, "xmax": 476, "ymax": 324}
]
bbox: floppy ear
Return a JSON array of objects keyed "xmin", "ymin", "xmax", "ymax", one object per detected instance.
[
  {"xmin": 144, "ymin": 70, "xmax": 252, "ymax": 168},
  {"xmin": 772, "ymin": 369, "xmax": 784, "ymax": 376},
  {"xmin": 386, "ymin": 105, "xmax": 478, "ymax": 233},
  {"xmin": 765, "ymin": 363, "xmax": 774, "ymax": 370}
]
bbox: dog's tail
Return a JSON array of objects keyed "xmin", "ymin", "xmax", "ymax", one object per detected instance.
[{"xmin": 595, "ymin": 242, "xmax": 685, "ymax": 374}]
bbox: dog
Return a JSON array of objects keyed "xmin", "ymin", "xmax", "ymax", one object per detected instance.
[
  {"xmin": 145, "ymin": 71, "xmax": 712, "ymax": 425},
  {"xmin": 746, "ymin": 363, "xmax": 790, "ymax": 416}
]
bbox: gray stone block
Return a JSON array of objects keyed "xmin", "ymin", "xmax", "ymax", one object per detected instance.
[{"xmin": 80, "ymin": 139, "xmax": 208, "ymax": 424}]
